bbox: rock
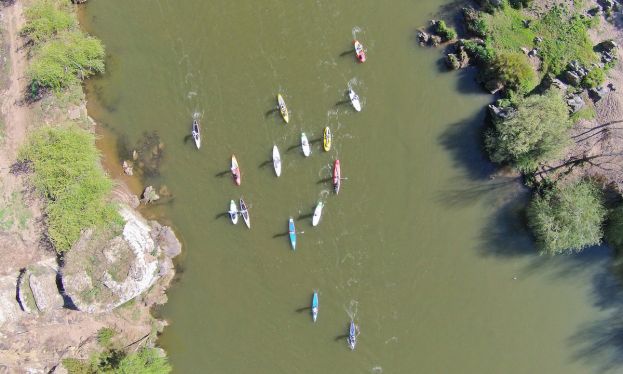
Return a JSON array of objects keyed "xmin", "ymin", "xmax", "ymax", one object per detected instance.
[
  {"xmin": 528, "ymin": 48, "xmax": 538, "ymax": 57},
  {"xmin": 534, "ymin": 36, "xmax": 544, "ymax": 44},
  {"xmin": 446, "ymin": 53, "xmax": 461, "ymax": 70},
  {"xmin": 0, "ymin": 272, "xmax": 24, "ymax": 327},
  {"xmin": 550, "ymin": 78, "xmax": 568, "ymax": 91},
  {"xmin": 462, "ymin": 7, "xmax": 485, "ymax": 37},
  {"xmin": 520, "ymin": 47, "xmax": 530, "ymax": 55},
  {"xmin": 484, "ymin": 79, "xmax": 504, "ymax": 94},
  {"xmin": 417, "ymin": 30, "xmax": 430, "ymax": 45},
  {"xmin": 122, "ymin": 161, "xmax": 133, "ymax": 176},
  {"xmin": 132, "ymin": 150, "xmax": 138, "ymax": 160},
  {"xmin": 458, "ymin": 48, "xmax": 470, "ymax": 68},
  {"xmin": 596, "ymin": 39, "xmax": 618, "ymax": 52},
  {"xmin": 151, "ymin": 224, "xmax": 181, "ymax": 259},
  {"xmin": 430, "ymin": 35, "xmax": 442, "ymax": 46},
  {"xmin": 140, "ymin": 186, "xmax": 159, "ymax": 204},
  {"xmin": 522, "ymin": 19, "xmax": 531, "ymax": 28},
  {"xmin": 488, "ymin": 103, "xmax": 516, "ymax": 121},
  {"xmin": 28, "ymin": 261, "xmax": 64, "ymax": 312},
  {"xmin": 62, "ymin": 207, "xmax": 171, "ymax": 313},
  {"xmin": 589, "ymin": 84, "xmax": 613, "ymax": 101},
  {"xmin": 564, "ymin": 70, "xmax": 582, "ymax": 86},
  {"xmin": 588, "ymin": 6, "xmax": 602, "ymax": 16},
  {"xmin": 567, "ymin": 94, "xmax": 585, "ymax": 113}
]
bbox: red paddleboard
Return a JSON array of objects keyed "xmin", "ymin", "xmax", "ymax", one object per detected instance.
[
  {"xmin": 353, "ymin": 40, "xmax": 366, "ymax": 63},
  {"xmin": 333, "ymin": 159, "xmax": 341, "ymax": 194},
  {"xmin": 231, "ymin": 155, "xmax": 241, "ymax": 186}
]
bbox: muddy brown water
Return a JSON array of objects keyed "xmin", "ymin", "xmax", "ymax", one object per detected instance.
[{"xmin": 79, "ymin": 0, "xmax": 620, "ymax": 372}]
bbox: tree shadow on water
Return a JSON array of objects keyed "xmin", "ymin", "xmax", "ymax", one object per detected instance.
[{"xmin": 438, "ymin": 107, "xmax": 496, "ymax": 181}]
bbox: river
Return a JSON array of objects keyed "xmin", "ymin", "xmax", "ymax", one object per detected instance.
[{"xmin": 79, "ymin": 0, "xmax": 620, "ymax": 372}]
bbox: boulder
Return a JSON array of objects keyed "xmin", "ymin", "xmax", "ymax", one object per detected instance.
[
  {"xmin": 122, "ymin": 161, "xmax": 133, "ymax": 176},
  {"xmin": 0, "ymin": 272, "xmax": 24, "ymax": 326},
  {"xmin": 596, "ymin": 39, "xmax": 618, "ymax": 52},
  {"xmin": 589, "ymin": 84, "xmax": 615, "ymax": 101},
  {"xmin": 417, "ymin": 30, "xmax": 430, "ymax": 46},
  {"xmin": 564, "ymin": 70, "xmax": 582, "ymax": 86},
  {"xmin": 430, "ymin": 35, "xmax": 442, "ymax": 46},
  {"xmin": 488, "ymin": 103, "xmax": 516, "ymax": 121},
  {"xmin": 140, "ymin": 186, "xmax": 159, "ymax": 204},
  {"xmin": 567, "ymin": 94, "xmax": 585, "ymax": 113},
  {"xmin": 534, "ymin": 36, "xmax": 544, "ymax": 44},
  {"xmin": 28, "ymin": 260, "xmax": 64, "ymax": 312},
  {"xmin": 62, "ymin": 206, "xmax": 181, "ymax": 313}
]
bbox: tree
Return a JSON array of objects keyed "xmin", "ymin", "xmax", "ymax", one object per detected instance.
[
  {"xmin": 485, "ymin": 89, "xmax": 570, "ymax": 172},
  {"xmin": 606, "ymin": 205, "xmax": 623, "ymax": 250},
  {"xmin": 527, "ymin": 180, "xmax": 606, "ymax": 254}
]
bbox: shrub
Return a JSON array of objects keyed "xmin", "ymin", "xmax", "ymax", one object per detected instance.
[
  {"xmin": 63, "ymin": 348, "xmax": 171, "ymax": 374},
  {"xmin": 97, "ymin": 327, "xmax": 116, "ymax": 347},
  {"xmin": 28, "ymin": 30, "xmax": 105, "ymax": 92},
  {"xmin": 463, "ymin": 8, "xmax": 487, "ymax": 38},
  {"xmin": 461, "ymin": 40, "xmax": 494, "ymax": 65},
  {"xmin": 581, "ymin": 67, "xmax": 606, "ymax": 88},
  {"xmin": 509, "ymin": 0, "xmax": 534, "ymax": 8},
  {"xmin": 527, "ymin": 180, "xmax": 606, "ymax": 254},
  {"xmin": 21, "ymin": 0, "xmax": 75, "ymax": 44},
  {"xmin": 485, "ymin": 89, "xmax": 570, "ymax": 172},
  {"xmin": 433, "ymin": 20, "xmax": 457, "ymax": 41},
  {"xmin": 20, "ymin": 127, "xmax": 121, "ymax": 252},
  {"xmin": 489, "ymin": 51, "xmax": 537, "ymax": 93}
]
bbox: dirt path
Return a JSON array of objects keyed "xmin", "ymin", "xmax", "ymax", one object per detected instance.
[{"xmin": 0, "ymin": 1, "xmax": 45, "ymax": 273}]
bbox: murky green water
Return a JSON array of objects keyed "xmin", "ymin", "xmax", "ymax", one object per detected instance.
[{"xmin": 80, "ymin": 1, "xmax": 618, "ymax": 373}]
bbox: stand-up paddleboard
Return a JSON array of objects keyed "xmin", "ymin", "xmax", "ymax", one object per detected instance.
[
  {"xmin": 301, "ymin": 133, "xmax": 311, "ymax": 157},
  {"xmin": 192, "ymin": 119, "xmax": 201, "ymax": 149},
  {"xmin": 333, "ymin": 159, "xmax": 341, "ymax": 194},
  {"xmin": 277, "ymin": 94, "xmax": 289, "ymax": 124},
  {"xmin": 289, "ymin": 217, "xmax": 296, "ymax": 250},
  {"xmin": 353, "ymin": 40, "xmax": 366, "ymax": 62},
  {"xmin": 229, "ymin": 200, "xmax": 238, "ymax": 225},
  {"xmin": 348, "ymin": 320, "xmax": 357, "ymax": 350},
  {"xmin": 348, "ymin": 89, "xmax": 362, "ymax": 112},
  {"xmin": 323, "ymin": 127, "xmax": 332, "ymax": 151},
  {"xmin": 240, "ymin": 198, "xmax": 250, "ymax": 229},
  {"xmin": 312, "ymin": 201, "xmax": 323, "ymax": 227},
  {"xmin": 311, "ymin": 291, "xmax": 319, "ymax": 322},
  {"xmin": 272, "ymin": 145, "xmax": 282, "ymax": 177},
  {"xmin": 231, "ymin": 155, "xmax": 241, "ymax": 186}
]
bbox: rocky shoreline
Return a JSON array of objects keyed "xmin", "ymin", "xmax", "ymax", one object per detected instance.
[{"xmin": 0, "ymin": 1, "xmax": 181, "ymax": 372}]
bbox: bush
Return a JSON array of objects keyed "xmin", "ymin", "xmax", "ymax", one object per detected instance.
[
  {"xmin": 485, "ymin": 89, "xmax": 570, "ymax": 172},
  {"xmin": 21, "ymin": 0, "xmax": 75, "ymax": 44},
  {"xmin": 463, "ymin": 8, "xmax": 487, "ymax": 38},
  {"xmin": 489, "ymin": 51, "xmax": 537, "ymax": 93},
  {"xmin": 527, "ymin": 180, "xmax": 606, "ymax": 254},
  {"xmin": 63, "ymin": 348, "xmax": 171, "ymax": 374},
  {"xmin": 509, "ymin": 0, "xmax": 534, "ymax": 8},
  {"xmin": 461, "ymin": 40, "xmax": 494, "ymax": 65},
  {"xmin": 97, "ymin": 327, "xmax": 116, "ymax": 347},
  {"xmin": 433, "ymin": 20, "xmax": 457, "ymax": 41},
  {"xmin": 20, "ymin": 127, "xmax": 121, "ymax": 252},
  {"xmin": 28, "ymin": 30, "xmax": 105, "ymax": 92},
  {"xmin": 581, "ymin": 67, "xmax": 606, "ymax": 88}
]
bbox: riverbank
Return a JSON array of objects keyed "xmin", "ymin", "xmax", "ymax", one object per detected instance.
[
  {"xmin": 420, "ymin": 0, "xmax": 623, "ymax": 255},
  {"xmin": 0, "ymin": 1, "xmax": 179, "ymax": 372}
]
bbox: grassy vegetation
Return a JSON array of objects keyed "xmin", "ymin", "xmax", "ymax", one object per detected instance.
[
  {"xmin": 21, "ymin": 0, "xmax": 75, "ymax": 44},
  {"xmin": 485, "ymin": 89, "xmax": 570, "ymax": 172},
  {"xmin": 97, "ymin": 327, "xmax": 116, "ymax": 347},
  {"xmin": 433, "ymin": 20, "xmax": 457, "ymax": 41},
  {"xmin": 570, "ymin": 105, "xmax": 596, "ymax": 123},
  {"xmin": 29, "ymin": 30, "xmax": 105, "ymax": 92},
  {"xmin": 63, "ymin": 347, "xmax": 171, "ymax": 374},
  {"xmin": 23, "ymin": 0, "xmax": 105, "ymax": 94},
  {"xmin": 479, "ymin": 1, "xmax": 598, "ymax": 81},
  {"xmin": 20, "ymin": 127, "xmax": 122, "ymax": 252},
  {"xmin": 0, "ymin": 191, "xmax": 31, "ymax": 231},
  {"xmin": 527, "ymin": 180, "xmax": 606, "ymax": 254}
]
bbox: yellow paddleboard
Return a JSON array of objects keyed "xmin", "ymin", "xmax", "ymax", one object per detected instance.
[
  {"xmin": 323, "ymin": 127, "xmax": 332, "ymax": 151},
  {"xmin": 277, "ymin": 94, "xmax": 289, "ymax": 124}
]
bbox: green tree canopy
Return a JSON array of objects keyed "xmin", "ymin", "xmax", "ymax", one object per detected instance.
[
  {"xmin": 527, "ymin": 180, "xmax": 606, "ymax": 254},
  {"xmin": 485, "ymin": 89, "xmax": 570, "ymax": 172},
  {"xmin": 489, "ymin": 51, "xmax": 538, "ymax": 94}
]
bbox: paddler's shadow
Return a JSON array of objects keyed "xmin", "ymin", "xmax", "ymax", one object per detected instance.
[
  {"xmin": 334, "ymin": 334, "xmax": 349, "ymax": 341},
  {"xmin": 295, "ymin": 306, "xmax": 312, "ymax": 313},
  {"xmin": 339, "ymin": 49, "xmax": 354, "ymax": 57},
  {"xmin": 286, "ymin": 144, "xmax": 299, "ymax": 153},
  {"xmin": 214, "ymin": 212, "xmax": 229, "ymax": 220},
  {"xmin": 316, "ymin": 177, "xmax": 332, "ymax": 185},
  {"xmin": 272, "ymin": 232, "xmax": 289, "ymax": 239},
  {"xmin": 310, "ymin": 137, "xmax": 323, "ymax": 144},
  {"xmin": 334, "ymin": 99, "xmax": 350, "ymax": 107},
  {"xmin": 183, "ymin": 134, "xmax": 193, "ymax": 144},
  {"xmin": 258, "ymin": 159, "xmax": 271, "ymax": 169},
  {"xmin": 298, "ymin": 212, "xmax": 313, "ymax": 220},
  {"xmin": 264, "ymin": 107, "xmax": 279, "ymax": 118},
  {"xmin": 214, "ymin": 170, "xmax": 230, "ymax": 177}
]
